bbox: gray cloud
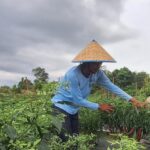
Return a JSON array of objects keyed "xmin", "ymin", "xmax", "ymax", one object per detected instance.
[{"xmin": 0, "ymin": 0, "xmax": 135, "ymax": 85}]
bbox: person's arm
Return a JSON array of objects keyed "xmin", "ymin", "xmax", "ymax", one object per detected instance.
[
  {"xmin": 68, "ymin": 73, "xmax": 114, "ymax": 112},
  {"xmin": 97, "ymin": 70, "xmax": 132, "ymax": 101},
  {"xmin": 97, "ymin": 70, "xmax": 145, "ymax": 107}
]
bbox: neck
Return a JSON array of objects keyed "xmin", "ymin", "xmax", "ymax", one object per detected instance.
[{"xmin": 80, "ymin": 65, "xmax": 90, "ymax": 78}]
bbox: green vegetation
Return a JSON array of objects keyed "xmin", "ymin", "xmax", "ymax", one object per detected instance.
[
  {"xmin": 0, "ymin": 67, "xmax": 150, "ymax": 149},
  {"xmin": 108, "ymin": 135, "xmax": 146, "ymax": 150},
  {"xmin": 0, "ymin": 94, "xmax": 96, "ymax": 149}
]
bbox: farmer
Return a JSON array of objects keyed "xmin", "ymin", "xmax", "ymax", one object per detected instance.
[{"xmin": 51, "ymin": 40, "xmax": 145, "ymax": 141}]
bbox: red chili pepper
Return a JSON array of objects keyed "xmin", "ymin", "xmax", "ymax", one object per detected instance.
[
  {"xmin": 136, "ymin": 128, "xmax": 143, "ymax": 141},
  {"xmin": 128, "ymin": 127, "xmax": 135, "ymax": 137}
]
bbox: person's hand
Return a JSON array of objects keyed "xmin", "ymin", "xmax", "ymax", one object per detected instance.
[
  {"xmin": 99, "ymin": 103, "xmax": 114, "ymax": 113},
  {"xmin": 129, "ymin": 98, "xmax": 145, "ymax": 108}
]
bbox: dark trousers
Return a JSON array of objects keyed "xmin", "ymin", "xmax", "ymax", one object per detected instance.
[{"xmin": 51, "ymin": 104, "xmax": 79, "ymax": 141}]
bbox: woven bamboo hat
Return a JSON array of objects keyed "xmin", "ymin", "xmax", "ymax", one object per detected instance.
[{"xmin": 72, "ymin": 40, "xmax": 116, "ymax": 63}]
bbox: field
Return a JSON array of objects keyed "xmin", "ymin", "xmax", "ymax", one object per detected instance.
[{"xmin": 0, "ymin": 82, "xmax": 150, "ymax": 150}]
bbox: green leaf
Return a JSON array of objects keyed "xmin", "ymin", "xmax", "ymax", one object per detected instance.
[
  {"xmin": 3, "ymin": 124, "xmax": 17, "ymax": 140},
  {"xmin": 33, "ymin": 139, "xmax": 41, "ymax": 146},
  {"xmin": 38, "ymin": 141, "xmax": 49, "ymax": 150}
]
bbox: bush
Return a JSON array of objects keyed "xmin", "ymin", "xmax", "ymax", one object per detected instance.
[{"xmin": 108, "ymin": 135, "xmax": 146, "ymax": 150}]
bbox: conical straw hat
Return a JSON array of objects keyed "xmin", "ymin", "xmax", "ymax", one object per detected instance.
[{"xmin": 72, "ymin": 40, "xmax": 116, "ymax": 63}]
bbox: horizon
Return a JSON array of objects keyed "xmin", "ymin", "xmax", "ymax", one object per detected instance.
[{"xmin": 1, "ymin": 65, "xmax": 149, "ymax": 87}]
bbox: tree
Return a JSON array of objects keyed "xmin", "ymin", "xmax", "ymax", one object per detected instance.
[
  {"xmin": 134, "ymin": 72, "xmax": 149, "ymax": 89},
  {"xmin": 111, "ymin": 67, "xmax": 134, "ymax": 89},
  {"xmin": 17, "ymin": 77, "xmax": 33, "ymax": 92},
  {"xmin": 32, "ymin": 67, "xmax": 49, "ymax": 82},
  {"xmin": 32, "ymin": 67, "xmax": 49, "ymax": 90}
]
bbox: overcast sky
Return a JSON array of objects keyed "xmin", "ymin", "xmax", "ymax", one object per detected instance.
[{"xmin": 0, "ymin": 0, "xmax": 150, "ymax": 86}]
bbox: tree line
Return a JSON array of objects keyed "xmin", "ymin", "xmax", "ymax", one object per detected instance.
[
  {"xmin": 106, "ymin": 67, "xmax": 149, "ymax": 90},
  {"xmin": 0, "ymin": 66, "xmax": 150, "ymax": 96},
  {"xmin": 0, "ymin": 67, "xmax": 49, "ymax": 93}
]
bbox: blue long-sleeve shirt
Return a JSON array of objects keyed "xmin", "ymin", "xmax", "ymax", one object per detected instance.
[{"xmin": 51, "ymin": 66, "xmax": 132, "ymax": 114}]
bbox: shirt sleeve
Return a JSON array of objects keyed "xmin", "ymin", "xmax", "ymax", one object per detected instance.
[
  {"xmin": 67, "ymin": 73, "xmax": 99, "ymax": 110},
  {"xmin": 97, "ymin": 70, "xmax": 132, "ymax": 101}
]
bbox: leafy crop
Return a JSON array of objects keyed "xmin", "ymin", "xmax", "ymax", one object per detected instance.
[
  {"xmin": 0, "ymin": 93, "xmax": 96, "ymax": 149},
  {"xmin": 80, "ymin": 95, "xmax": 150, "ymax": 142}
]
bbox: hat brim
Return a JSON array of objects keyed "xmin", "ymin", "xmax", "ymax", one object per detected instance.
[{"xmin": 72, "ymin": 60, "xmax": 116, "ymax": 63}]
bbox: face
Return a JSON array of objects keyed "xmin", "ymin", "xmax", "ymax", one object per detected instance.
[{"xmin": 88, "ymin": 62, "xmax": 102, "ymax": 74}]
